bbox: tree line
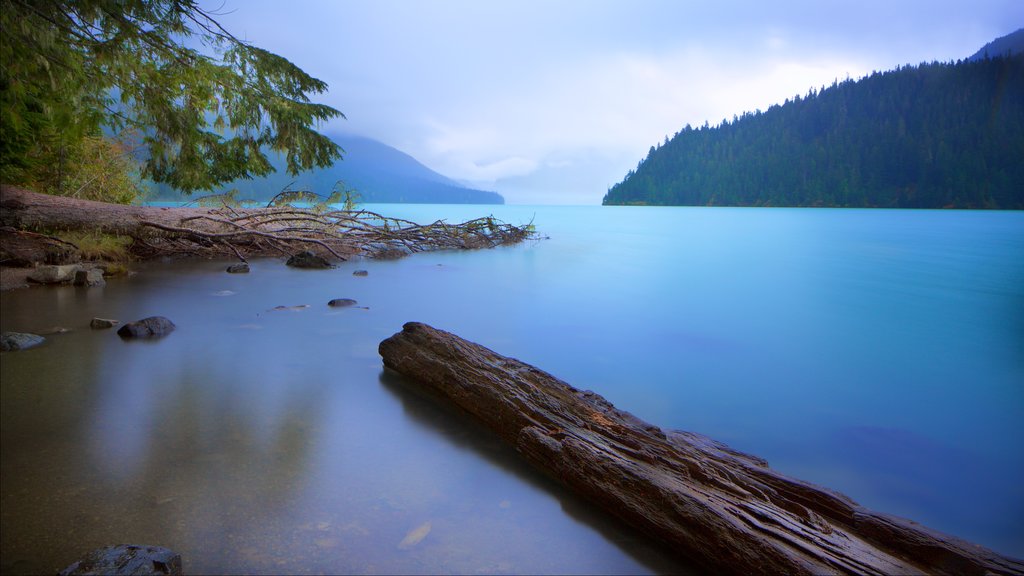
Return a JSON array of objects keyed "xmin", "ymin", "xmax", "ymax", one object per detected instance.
[{"xmin": 603, "ymin": 54, "xmax": 1024, "ymax": 209}]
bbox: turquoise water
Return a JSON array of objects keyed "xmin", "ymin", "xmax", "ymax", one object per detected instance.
[{"xmin": 2, "ymin": 205, "xmax": 1022, "ymax": 573}]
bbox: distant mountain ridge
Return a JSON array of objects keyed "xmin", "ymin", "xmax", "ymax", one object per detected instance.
[
  {"xmin": 152, "ymin": 134, "xmax": 503, "ymax": 204},
  {"xmin": 603, "ymin": 33, "xmax": 1024, "ymax": 209},
  {"xmin": 970, "ymin": 28, "xmax": 1024, "ymax": 61}
]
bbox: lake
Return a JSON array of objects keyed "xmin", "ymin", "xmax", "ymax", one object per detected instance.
[{"xmin": 2, "ymin": 204, "xmax": 1022, "ymax": 574}]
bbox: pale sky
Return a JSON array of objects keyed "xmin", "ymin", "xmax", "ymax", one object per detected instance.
[{"xmin": 211, "ymin": 0, "xmax": 1023, "ymax": 204}]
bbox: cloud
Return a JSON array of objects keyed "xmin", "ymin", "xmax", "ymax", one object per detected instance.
[{"xmin": 212, "ymin": 0, "xmax": 1024, "ymax": 204}]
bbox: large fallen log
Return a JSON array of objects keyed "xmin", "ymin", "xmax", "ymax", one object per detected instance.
[
  {"xmin": 0, "ymin": 185, "xmax": 533, "ymax": 262},
  {"xmin": 379, "ymin": 322, "xmax": 1023, "ymax": 576}
]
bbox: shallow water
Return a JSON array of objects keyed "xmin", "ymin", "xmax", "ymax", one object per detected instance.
[{"xmin": 2, "ymin": 204, "xmax": 1023, "ymax": 573}]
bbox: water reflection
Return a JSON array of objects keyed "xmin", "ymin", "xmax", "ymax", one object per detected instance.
[
  {"xmin": 3, "ymin": 205, "xmax": 1023, "ymax": 573},
  {"xmin": 377, "ymin": 369, "xmax": 695, "ymax": 574}
]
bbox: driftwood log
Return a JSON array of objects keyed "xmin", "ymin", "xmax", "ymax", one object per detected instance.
[{"xmin": 379, "ymin": 322, "xmax": 1024, "ymax": 576}]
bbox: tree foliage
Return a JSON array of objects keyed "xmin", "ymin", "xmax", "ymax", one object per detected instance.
[
  {"xmin": 0, "ymin": 0, "xmax": 343, "ymax": 195},
  {"xmin": 603, "ymin": 55, "xmax": 1024, "ymax": 209}
]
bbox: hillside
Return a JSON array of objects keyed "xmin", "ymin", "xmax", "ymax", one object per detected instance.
[
  {"xmin": 152, "ymin": 134, "xmax": 503, "ymax": 204},
  {"xmin": 970, "ymin": 28, "xmax": 1024, "ymax": 61},
  {"xmin": 603, "ymin": 52, "xmax": 1024, "ymax": 209}
]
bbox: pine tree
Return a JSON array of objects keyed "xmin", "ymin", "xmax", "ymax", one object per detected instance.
[{"xmin": 0, "ymin": 0, "xmax": 343, "ymax": 194}]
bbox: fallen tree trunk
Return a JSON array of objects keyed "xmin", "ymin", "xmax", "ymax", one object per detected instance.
[
  {"xmin": 379, "ymin": 322, "xmax": 1024, "ymax": 576},
  {"xmin": 0, "ymin": 185, "xmax": 533, "ymax": 262}
]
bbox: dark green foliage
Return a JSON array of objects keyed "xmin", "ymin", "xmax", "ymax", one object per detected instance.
[
  {"xmin": 603, "ymin": 55, "xmax": 1024, "ymax": 209},
  {"xmin": 1, "ymin": 0, "xmax": 343, "ymax": 194}
]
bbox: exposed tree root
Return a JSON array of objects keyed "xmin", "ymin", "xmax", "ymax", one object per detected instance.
[{"xmin": 1, "ymin": 184, "xmax": 536, "ymax": 263}]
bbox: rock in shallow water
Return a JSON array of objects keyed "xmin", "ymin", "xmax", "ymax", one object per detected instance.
[
  {"xmin": 91, "ymin": 317, "xmax": 120, "ymax": 330},
  {"xmin": 58, "ymin": 544, "xmax": 182, "ymax": 576},
  {"xmin": 74, "ymin": 267, "xmax": 106, "ymax": 287},
  {"xmin": 328, "ymin": 298, "xmax": 358, "ymax": 307},
  {"xmin": 352, "ymin": 269, "xmax": 369, "ymax": 277},
  {"xmin": 117, "ymin": 316, "xmax": 176, "ymax": 339},
  {"xmin": 28, "ymin": 264, "xmax": 81, "ymax": 284},
  {"xmin": 286, "ymin": 251, "xmax": 332, "ymax": 269},
  {"xmin": 226, "ymin": 263, "xmax": 250, "ymax": 273},
  {"xmin": 0, "ymin": 331, "xmax": 44, "ymax": 351}
]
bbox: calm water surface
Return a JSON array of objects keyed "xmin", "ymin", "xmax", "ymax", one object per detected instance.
[{"xmin": 2, "ymin": 205, "xmax": 1023, "ymax": 573}]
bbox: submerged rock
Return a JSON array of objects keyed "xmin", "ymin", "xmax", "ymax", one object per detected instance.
[
  {"xmin": 286, "ymin": 251, "xmax": 332, "ymax": 269},
  {"xmin": 226, "ymin": 263, "xmax": 250, "ymax": 274},
  {"xmin": 1, "ymin": 332, "xmax": 45, "ymax": 351},
  {"xmin": 117, "ymin": 316, "xmax": 176, "ymax": 339},
  {"xmin": 352, "ymin": 269, "xmax": 369, "ymax": 277},
  {"xmin": 91, "ymin": 317, "xmax": 120, "ymax": 330},
  {"xmin": 59, "ymin": 544, "xmax": 182, "ymax": 576},
  {"xmin": 74, "ymin": 267, "xmax": 106, "ymax": 287},
  {"xmin": 328, "ymin": 298, "xmax": 358, "ymax": 308},
  {"xmin": 28, "ymin": 264, "xmax": 81, "ymax": 284}
]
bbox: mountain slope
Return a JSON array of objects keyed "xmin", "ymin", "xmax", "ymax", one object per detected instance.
[
  {"xmin": 152, "ymin": 134, "xmax": 503, "ymax": 204},
  {"xmin": 603, "ymin": 53, "xmax": 1023, "ymax": 209},
  {"xmin": 970, "ymin": 28, "xmax": 1024, "ymax": 61}
]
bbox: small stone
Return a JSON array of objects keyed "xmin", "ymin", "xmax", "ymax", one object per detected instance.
[
  {"xmin": 74, "ymin": 268, "xmax": 106, "ymax": 287},
  {"xmin": 328, "ymin": 298, "xmax": 358, "ymax": 308},
  {"xmin": 91, "ymin": 318, "xmax": 120, "ymax": 330},
  {"xmin": 352, "ymin": 269, "xmax": 369, "ymax": 277},
  {"xmin": 59, "ymin": 544, "xmax": 182, "ymax": 576},
  {"xmin": 286, "ymin": 251, "xmax": 332, "ymax": 269},
  {"xmin": 226, "ymin": 263, "xmax": 250, "ymax": 274},
  {"xmin": 1, "ymin": 332, "xmax": 45, "ymax": 351},
  {"xmin": 28, "ymin": 264, "xmax": 81, "ymax": 284},
  {"xmin": 117, "ymin": 316, "xmax": 176, "ymax": 339}
]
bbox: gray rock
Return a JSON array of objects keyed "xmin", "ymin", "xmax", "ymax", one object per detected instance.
[
  {"xmin": 59, "ymin": 544, "xmax": 182, "ymax": 576},
  {"xmin": 28, "ymin": 264, "xmax": 81, "ymax": 284},
  {"xmin": 286, "ymin": 251, "xmax": 332, "ymax": 269},
  {"xmin": 74, "ymin": 268, "xmax": 106, "ymax": 287},
  {"xmin": 328, "ymin": 298, "xmax": 358, "ymax": 307},
  {"xmin": 117, "ymin": 316, "xmax": 176, "ymax": 339},
  {"xmin": 226, "ymin": 263, "xmax": 250, "ymax": 274},
  {"xmin": 352, "ymin": 269, "xmax": 369, "ymax": 277},
  {"xmin": 91, "ymin": 317, "xmax": 120, "ymax": 330},
  {"xmin": 1, "ymin": 332, "xmax": 45, "ymax": 351}
]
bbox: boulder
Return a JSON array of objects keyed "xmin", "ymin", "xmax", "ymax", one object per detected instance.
[
  {"xmin": 59, "ymin": 544, "xmax": 182, "ymax": 576},
  {"xmin": 352, "ymin": 269, "xmax": 369, "ymax": 277},
  {"xmin": 91, "ymin": 317, "xmax": 120, "ymax": 330},
  {"xmin": 286, "ymin": 251, "xmax": 332, "ymax": 269},
  {"xmin": 328, "ymin": 298, "xmax": 358, "ymax": 308},
  {"xmin": 1, "ymin": 331, "xmax": 44, "ymax": 351},
  {"xmin": 74, "ymin": 267, "xmax": 106, "ymax": 287},
  {"xmin": 27, "ymin": 264, "xmax": 81, "ymax": 284},
  {"xmin": 226, "ymin": 263, "xmax": 250, "ymax": 274},
  {"xmin": 117, "ymin": 316, "xmax": 176, "ymax": 339}
]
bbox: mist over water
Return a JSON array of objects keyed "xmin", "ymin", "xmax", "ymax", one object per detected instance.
[{"xmin": 2, "ymin": 204, "xmax": 1022, "ymax": 573}]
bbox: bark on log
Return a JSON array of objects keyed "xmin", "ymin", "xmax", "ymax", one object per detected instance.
[{"xmin": 379, "ymin": 322, "xmax": 1024, "ymax": 576}]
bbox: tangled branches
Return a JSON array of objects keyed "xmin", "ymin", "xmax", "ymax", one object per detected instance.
[{"xmin": 133, "ymin": 204, "xmax": 537, "ymax": 262}]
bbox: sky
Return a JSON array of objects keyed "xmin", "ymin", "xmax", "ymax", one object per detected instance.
[{"xmin": 210, "ymin": 0, "xmax": 1023, "ymax": 205}]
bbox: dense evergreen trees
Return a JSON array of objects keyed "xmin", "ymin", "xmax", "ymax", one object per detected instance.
[
  {"xmin": 603, "ymin": 55, "xmax": 1024, "ymax": 209},
  {"xmin": 1, "ymin": 0, "xmax": 342, "ymax": 199}
]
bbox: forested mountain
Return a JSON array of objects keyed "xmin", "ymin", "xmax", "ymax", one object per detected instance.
[
  {"xmin": 970, "ymin": 28, "xmax": 1024, "ymax": 61},
  {"xmin": 152, "ymin": 134, "xmax": 503, "ymax": 204},
  {"xmin": 603, "ymin": 53, "xmax": 1024, "ymax": 209}
]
